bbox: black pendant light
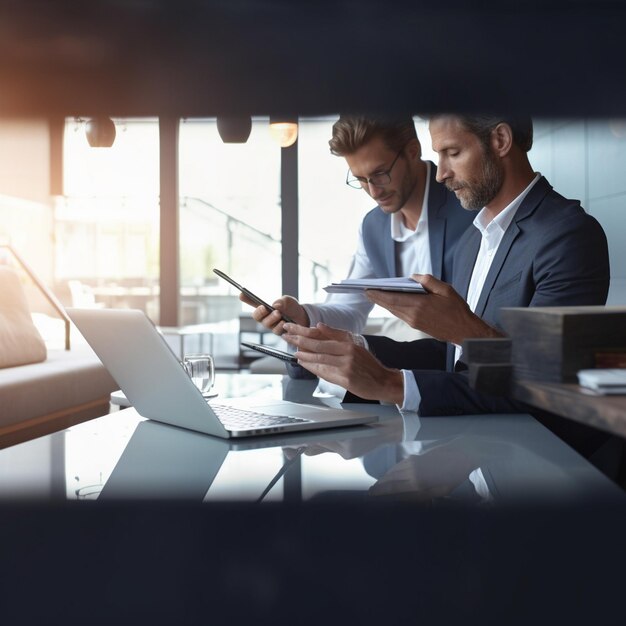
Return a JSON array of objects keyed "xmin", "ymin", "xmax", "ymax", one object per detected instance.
[
  {"xmin": 216, "ymin": 116, "xmax": 252, "ymax": 143},
  {"xmin": 85, "ymin": 117, "xmax": 117, "ymax": 147}
]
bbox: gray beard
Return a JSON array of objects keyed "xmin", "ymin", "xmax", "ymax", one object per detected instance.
[{"xmin": 459, "ymin": 152, "xmax": 504, "ymax": 211}]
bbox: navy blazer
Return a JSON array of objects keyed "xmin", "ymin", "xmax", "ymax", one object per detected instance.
[
  {"xmin": 361, "ymin": 161, "xmax": 474, "ymax": 282},
  {"xmin": 365, "ymin": 176, "xmax": 610, "ymax": 416}
]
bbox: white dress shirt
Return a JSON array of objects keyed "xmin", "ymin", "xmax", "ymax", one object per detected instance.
[
  {"xmin": 399, "ymin": 173, "xmax": 542, "ymax": 412},
  {"xmin": 303, "ymin": 161, "xmax": 433, "ymax": 333}
]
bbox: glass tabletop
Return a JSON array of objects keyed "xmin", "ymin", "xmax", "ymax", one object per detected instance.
[{"xmin": 0, "ymin": 373, "xmax": 622, "ymax": 506}]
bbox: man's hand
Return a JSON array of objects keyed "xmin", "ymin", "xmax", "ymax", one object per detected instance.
[
  {"xmin": 365, "ymin": 273, "xmax": 502, "ymax": 345},
  {"xmin": 239, "ymin": 294, "xmax": 310, "ymax": 336},
  {"xmin": 282, "ymin": 322, "xmax": 405, "ymax": 405}
]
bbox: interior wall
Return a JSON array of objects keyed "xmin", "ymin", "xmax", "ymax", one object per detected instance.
[
  {"xmin": 0, "ymin": 118, "xmax": 51, "ymax": 203},
  {"xmin": 0, "ymin": 118, "xmax": 54, "ymax": 284},
  {"xmin": 530, "ymin": 119, "xmax": 626, "ymax": 304}
]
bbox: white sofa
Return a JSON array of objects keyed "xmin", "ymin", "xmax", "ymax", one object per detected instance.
[
  {"xmin": 0, "ymin": 342, "xmax": 118, "ymax": 448},
  {"xmin": 0, "ymin": 267, "xmax": 117, "ymax": 448}
]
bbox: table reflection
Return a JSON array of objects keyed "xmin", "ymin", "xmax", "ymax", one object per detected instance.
[
  {"xmin": 92, "ymin": 407, "xmax": 621, "ymax": 506},
  {"xmin": 0, "ymin": 374, "xmax": 622, "ymax": 505}
]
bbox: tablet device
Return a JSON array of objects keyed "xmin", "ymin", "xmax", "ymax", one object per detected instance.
[{"xmin": 241, "ymin": 341, "xmax": 298, "ymax": 364}]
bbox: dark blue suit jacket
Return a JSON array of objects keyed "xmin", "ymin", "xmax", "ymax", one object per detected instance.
[
  {"xmin": 364, "ymin": 176, "xmax": 610, "ymax": 416},
  {"xmin": 361, "ymin": 161, "xmax": 474, "ymax": 282}
]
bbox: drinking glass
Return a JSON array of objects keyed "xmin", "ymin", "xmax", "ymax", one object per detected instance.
[{"xmin": 182, "ymin": 353, "xmax": 215, "ymax": 395}]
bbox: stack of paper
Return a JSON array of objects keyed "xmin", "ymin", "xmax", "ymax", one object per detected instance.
[
  {"xmin": 577, "ymin": 369, "xmax": 626, "ymax": 394},
  {"xmin": 324, "ymin": 277, "xmax": 426, "ymax": 294}
]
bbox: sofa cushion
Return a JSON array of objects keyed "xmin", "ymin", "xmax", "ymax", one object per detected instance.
[
  {"xmin": 0, "ymin": 343, "xmax": 118, "ymax": 429},
  {"xmin": 0, "ymin": 267, "xmax": 47, "ymax": 368}
]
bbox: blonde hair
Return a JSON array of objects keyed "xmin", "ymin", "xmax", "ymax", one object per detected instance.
[{"xmin": 329, "ymin": 114, "xmax": 419, "ymax": 156}]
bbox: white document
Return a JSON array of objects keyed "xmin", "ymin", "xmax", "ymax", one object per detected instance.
[
  {"xmin": 577, "ymin": 369, "xmax": 626, "ymax": 394},
  {"xmin": 324, "ymin": 277, "xmax": 426, "ymax": 294}
]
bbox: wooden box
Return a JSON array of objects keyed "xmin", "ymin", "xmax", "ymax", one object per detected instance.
[{"xmin": 498, "ymin": 306, "xmax": 626, "ymax": 383}]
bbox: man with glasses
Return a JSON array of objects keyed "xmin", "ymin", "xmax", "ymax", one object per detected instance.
[{"xmin": 241, "ymin": 114, "xmax": 473, "ymax": 338}]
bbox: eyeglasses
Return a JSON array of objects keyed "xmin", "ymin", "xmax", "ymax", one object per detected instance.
[{"xmin": 346, "ymin": 148, "xmax": 404, "ymax": 189}]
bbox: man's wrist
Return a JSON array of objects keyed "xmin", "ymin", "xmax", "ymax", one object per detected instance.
[
  {"xmin": 382, "ymin": 368, "xmax": 405, "ymax": 405},
  {"xmin": 300, "ymin": 303, "xmax": 316, "ymax": 327},
  {"xmin": 471, "ymin": 311, "xmax": 503, "ymax": 338},
  {"xmin": 350, "ymin": 333, "xmax": 368, "ymax": 350},
  {"xmin": 458, "ymin": 313, "xmax": 504, "ymax": 344}
]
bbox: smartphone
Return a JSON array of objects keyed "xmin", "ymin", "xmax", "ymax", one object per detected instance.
[
  {"xmin": 213, "ymin": 268, "xmax": 295, "ymax": 324},
  {"xmin": 240, "ymin": 341, "xmax": 298, "ymax": 364}
]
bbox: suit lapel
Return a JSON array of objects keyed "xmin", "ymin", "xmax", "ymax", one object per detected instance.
[
  {"xmin": 473, "ymin": 177, "xmax": 551, "ymax": 317},
  {"xmin": 382, "ymin": 213, "xmax": 398, "ymax": 275},
  {"xmin": 454, "ymin": 228, "xmax": 481, "ymax": 300},
  {"xmin": 427, "ymin": 162, "xmax": 446, "ymax": 279},
  {"xmin": 473, "ymin": 222, "xmax": 521, "ymax": 317}
]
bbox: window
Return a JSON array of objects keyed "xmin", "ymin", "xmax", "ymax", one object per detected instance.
[
  {"xmin": 58, "ymin": 118, "xmax": 160, "ymax": 318},
  {"xmin": 178, "ymin": 118, "xmax": 282, "ymax": 325}
]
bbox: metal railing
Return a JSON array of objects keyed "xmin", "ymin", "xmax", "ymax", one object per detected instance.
[
  {"xmin": 182, "ymin": 197, "xmax": 331, "ymax": 292},
  {"xmin": 0, "ymin": 244, "xmax": 71, "ymax": 350}
]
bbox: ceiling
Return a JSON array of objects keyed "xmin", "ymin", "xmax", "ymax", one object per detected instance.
[{"xmin": 0, "ymin": 0, "xmax": 624, "ymax": 118}]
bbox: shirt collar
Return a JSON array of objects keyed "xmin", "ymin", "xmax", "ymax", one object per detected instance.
[{"xmin": 473, "ymin": 172, "xmax": 541, "ymax": 236}]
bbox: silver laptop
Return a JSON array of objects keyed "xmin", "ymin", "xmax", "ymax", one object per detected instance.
[{"xmin": 67, "ymin": 308, "xmax": 378, "ymax": 438}]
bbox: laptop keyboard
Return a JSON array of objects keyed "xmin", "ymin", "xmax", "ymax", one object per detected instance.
[{"xmin": 211, "ymin": 404, "xmax": 312, "ymax": 430}]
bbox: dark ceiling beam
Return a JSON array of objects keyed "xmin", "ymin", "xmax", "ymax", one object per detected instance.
[{"xmin": 0, "ymin": 1, "xmax": 624, "ymax": 117}]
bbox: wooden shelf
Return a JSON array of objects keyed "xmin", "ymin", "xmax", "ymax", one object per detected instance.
[
  {"xmin": 512, "ymin": 380, "xmax": 626, "ymax": 439},
  {"xmin": 463, "ymin": 308, "xmax": 626, "ymax": 440}
]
